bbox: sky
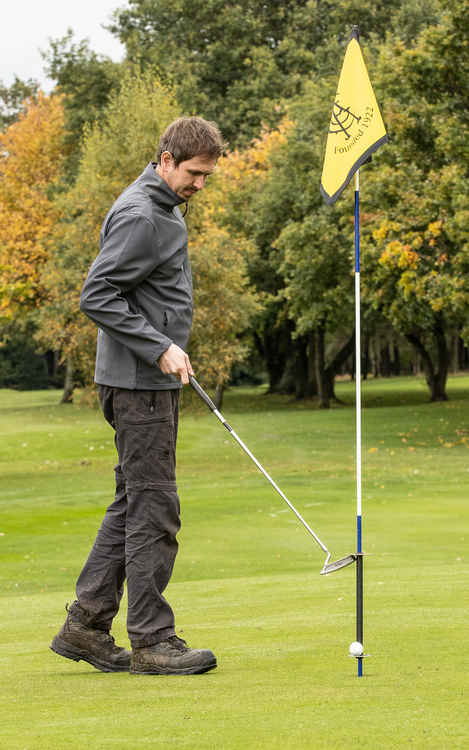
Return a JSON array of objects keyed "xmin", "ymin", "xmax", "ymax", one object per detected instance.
[{"xmin": 1, "ymin": 0, "xmax": 126, "ymax": 91}]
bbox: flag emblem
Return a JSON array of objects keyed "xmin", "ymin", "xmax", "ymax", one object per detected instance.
[
  {"xmin": 329, "ymin": 101, "xmax": 361, "ymax": 139},
  {"xmin": 320, "ymin": 27, "xmax": 387, "ymax": 205}
]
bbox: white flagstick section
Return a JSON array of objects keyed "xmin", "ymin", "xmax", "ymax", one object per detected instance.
[{"xmin": 355, "ymin": 170, "xmax": 362, "ymax": 522}]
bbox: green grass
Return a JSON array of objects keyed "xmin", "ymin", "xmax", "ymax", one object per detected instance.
[{"xmin": 1, "ymin": 376, "xmax": 469, "ymax": 749}]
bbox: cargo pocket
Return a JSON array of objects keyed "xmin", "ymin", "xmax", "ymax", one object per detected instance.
[{"xmin": 115, "ymin": 390, "xmax": 176, "ymax": 484}]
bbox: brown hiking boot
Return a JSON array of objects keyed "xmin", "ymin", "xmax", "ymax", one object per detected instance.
[
  {"xmin": 50, "ymin": 602, "xmax": 131, "ymax": 673},
  {"xmin": 131, "ymin": 635, "xmax": 217, "ymax": 675}
]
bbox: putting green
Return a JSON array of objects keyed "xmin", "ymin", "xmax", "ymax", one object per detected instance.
[{"xmin": 1, "ymin": 378, "xmax": 468, "ymax": 748}]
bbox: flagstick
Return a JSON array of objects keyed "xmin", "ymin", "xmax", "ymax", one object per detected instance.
[{"xmin": 354, "ymin": 169, "xmax": 364, "ymax": 677}]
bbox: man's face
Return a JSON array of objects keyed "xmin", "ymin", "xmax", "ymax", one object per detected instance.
[{"xmin": 159, "ymin": 152, "xmax": 217, "ymax": 200}]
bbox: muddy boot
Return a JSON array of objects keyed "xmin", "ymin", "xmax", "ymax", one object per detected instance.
[
  {"xmin": 131, "ymin": 635, "xmax": 217, "ymax": 675},
  {"xmin": 50, "ymin": 602, "xmax": 131, "ymax": 673}
]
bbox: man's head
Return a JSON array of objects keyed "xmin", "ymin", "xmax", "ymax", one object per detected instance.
[{"xmin": 156, "ymin": 116, "xmax": 226, "ymax": 201}]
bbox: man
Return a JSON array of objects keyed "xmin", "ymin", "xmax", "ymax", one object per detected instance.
[{"xmin": 51, "ymin": 116, "xmax": 225, "ymax": 676}]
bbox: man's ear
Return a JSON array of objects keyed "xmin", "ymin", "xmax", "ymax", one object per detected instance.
[{"xmin": 160, "ymin": 151, "xmax": 174, "ymax": 173}]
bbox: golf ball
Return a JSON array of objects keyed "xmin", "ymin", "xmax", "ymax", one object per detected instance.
[{"xmin": 349, "ymin": 641, "xmax": 364, "ymax": 657}]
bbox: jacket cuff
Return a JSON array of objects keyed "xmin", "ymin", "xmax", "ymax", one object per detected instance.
[{"xmin": 151, "ymin": 339, "xmax": 173, "ymax": 369}]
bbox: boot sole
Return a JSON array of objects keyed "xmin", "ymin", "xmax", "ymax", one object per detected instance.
[
  {"xmin": 130, "ymin": 658, "xmax": 217, "ymax": 676},
  {"xmin": 50, "ymin": 636, "xmax": 130, "ymax": 673}
]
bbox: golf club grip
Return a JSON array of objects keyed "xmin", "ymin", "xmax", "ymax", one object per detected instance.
[{"xmin": 189, "ymin": 376, "xmax": 217, "ymax": 412}]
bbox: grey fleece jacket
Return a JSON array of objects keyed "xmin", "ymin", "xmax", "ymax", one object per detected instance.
[{"xmin": 80, "ymin": 162, "xmax": 193, "ymax": 390}]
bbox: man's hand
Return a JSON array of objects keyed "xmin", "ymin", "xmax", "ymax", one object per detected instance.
[{"xmin": 158, "ymin": 343, "xmax": 194, "ymax": 385}]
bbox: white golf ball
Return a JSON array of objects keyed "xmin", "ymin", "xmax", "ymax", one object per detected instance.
[{"xmin": 349, "ymin": 641, "xmax": 364, "ymax": 656}]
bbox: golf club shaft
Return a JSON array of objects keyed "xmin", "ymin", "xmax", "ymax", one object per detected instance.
[{"xmin": 189, "ymin": 376, "xmax": 329, "ymax": 555}]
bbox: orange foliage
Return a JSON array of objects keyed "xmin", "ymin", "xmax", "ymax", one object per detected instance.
[
  {"xmin": 187, "ymin": 123, "xmax": 291, "ymax": 385},
  {"xmin": 0, "ymin": 93, "xmax": 65, "ymax": 320}
]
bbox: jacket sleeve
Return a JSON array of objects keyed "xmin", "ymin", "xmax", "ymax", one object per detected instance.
[{"xmin": 80, "ymin": 211, "xmax": 173, "ymax": 366}]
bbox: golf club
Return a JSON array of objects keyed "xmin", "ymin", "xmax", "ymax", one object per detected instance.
[{"xmin": 189, "ymin": 376, "xmax": 356, "ymax": 575}]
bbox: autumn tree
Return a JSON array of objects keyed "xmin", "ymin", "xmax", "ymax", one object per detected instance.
[
  {"xmin": 185, "ymin": 131, "xmax": 290, "ymax": 392},
  {"xmin": 35, "ymin": 70, "xmax": 179, "ymax": 400},
  {"xmin": 0, "ymin": 92, "xmax": 65, "ymax": 322},
  {"xmin": 36, "ymin": 68, "xmax": 259, "ymax": 401},
  {"xmin": 42, "ymin": 30, "xmax": 121, "ymax": 177}
]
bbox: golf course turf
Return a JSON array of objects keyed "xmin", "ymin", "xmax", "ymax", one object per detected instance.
[{"xmin": 1, "ymin": 376, "xmax": 468, "ymax": 748}]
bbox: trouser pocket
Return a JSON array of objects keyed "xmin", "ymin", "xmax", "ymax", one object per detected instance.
[{"xmin": 113, "ymin": 389, "xmax": 178, "ymax": 484}]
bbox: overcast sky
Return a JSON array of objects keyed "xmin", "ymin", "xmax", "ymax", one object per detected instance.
[{"xmin": 1, "ymin": 0, "xmax": 126, "ymax": 91}]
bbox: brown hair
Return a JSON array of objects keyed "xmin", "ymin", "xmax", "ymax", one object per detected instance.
[{"xmin": 156, "ymin": 116, "xmax": 227, "ymax": 166}]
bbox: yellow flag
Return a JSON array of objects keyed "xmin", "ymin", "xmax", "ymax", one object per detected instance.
[{"xmin": 320, "ymin": 27, "xmax": 387, "ymax": 205}]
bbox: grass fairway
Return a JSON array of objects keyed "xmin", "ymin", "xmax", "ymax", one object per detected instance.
[{"xmin": 1, "ymin": 376, "xmax": 468, "ymax": 749}]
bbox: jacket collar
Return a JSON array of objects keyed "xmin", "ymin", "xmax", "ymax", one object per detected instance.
[{"xmin": 140, "ymin": 162, "xmax": 186, "ymax": 210}]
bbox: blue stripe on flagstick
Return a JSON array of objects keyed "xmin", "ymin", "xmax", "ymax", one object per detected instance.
[{"xmin": 357, "ymin": 514, "xmax": 362, "ymax": 554}]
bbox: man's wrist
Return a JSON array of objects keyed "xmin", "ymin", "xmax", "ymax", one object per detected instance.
[{"xmin": 154, "ymin": 341, "xmax": 173, "ymax": 368}]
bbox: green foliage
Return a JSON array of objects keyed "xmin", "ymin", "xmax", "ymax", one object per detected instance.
[
  {"xmin": 35, "ymin": 67, "xmax": 258, "ymax": 390},
  {"xmin": 0, "ymin": 75, "xmax": 39, "ymax": 130},
  {"xmin": 210, "ymin": 0, "xmax": 468, "ymax": 401},
  {"xmin": 110, "ymin": 0, "xmax": 416, "ymax": 147},
  {"xmin": 357, "ymin": 2, "xmax": 469, "ymax": 398},
  {"xmin": 41, "ymin": 30, "xmax": 122, "ymax": 175},
  {"xmin": 5, "ymin": 0, "xmax": 469, "ymax": 402},
  {"xmin": 0, "ymin": 324, "xmax": 49, "ymax": 389},
  {"xmin": 35, "ymin": 69, "xmax": 180, "ymax": 382}
]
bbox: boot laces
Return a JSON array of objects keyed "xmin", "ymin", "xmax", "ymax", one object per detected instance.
[{"xmin": 167, "ymin": 635, "xmax": 188, "ymax": 652}]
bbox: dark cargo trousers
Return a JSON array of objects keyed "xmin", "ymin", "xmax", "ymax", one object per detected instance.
[{"xmin": 75, "ymin": 386, "xmax": 181, "ymax": 649}]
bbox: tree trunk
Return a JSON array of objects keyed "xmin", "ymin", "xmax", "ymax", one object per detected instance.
[
  {"xmin": 370, "ymin": 336, "xmax": 379, "ymax": 378},
  {"xmin": 315, "ymin": 324, "xmax": 329, "ymax": 409},
  {"xmin": 450, "ymin": 335, "xmax": 459, "ymax": 373},
  {"xmin": 406, "ymin": 316, "xmax": 449, "ymax": 401},
  {"xmin": 214, "ymin": 383, "xmax": 225, "ymax": 410},
  {"xmin": 380, "ymin": 342, "xmax": 392, "ymax": 376},
  {"xmin": 362, "ymin": 334, "xmax": 371, "ymax": 381},
  {"xmin": 324, "ymin": 330, "xmax": 355, "ymax": 403},
  {"xmin": 392, "ymin": 340, "xmax": 401, "ymax": 376},
  {"xmin": 294, "ymin": 336, "xmax": 310, "ymax": 399},
  {"xmin": 60, "ymin": 356, "xmax": 75, "ymax": 403},
  {"xmin": 459, "ymin": 337, "xmax": 469, "ymax": 370},
  {"xmin": 306, "ymin": 332, "xmax": 318, "ymax": 397},
  {"xmin": 256, "ymin": 319, "xmax": 294, "ymax": 394}
]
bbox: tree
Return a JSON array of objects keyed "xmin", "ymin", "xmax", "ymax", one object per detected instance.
[
  {"xmin": 225, "ymin": 79, "xmax": 362, "ymax": 405},
  {"xmin": 109, "ymin": 0, "xmax": 309, "ymax": 145},
  {"xmin": 359, "ymin": 0, "xmax": 469, "ymax": 400},
  {"xmin": 36, "ymin": 69, "xmax": 259, "ymax": 400},
  {"xmin": 109, "ymin": 0, "xmax": 440, "ymax": 149},
  {"xmin": 41, "ymin": 30, "xmax": 121, "ymax": 176},
  {"xmin": 184, "ymin": 137, "xmax": 278, "ymax": 391},
  {"xmin": 35, "ymin": 70, "xmax": 180, "ymax": 400},
  {"xmin": 362, "ymin": 171, "xmax": 469, "ymax": 401},
  {"xmin": 0, "ymin": 93, "xmax": 65, "ymax": 322},
  {"xmin": 223, "ymin": 3, "xmax": 458, "ymax": 405},
  {"xmin": 194, "ymin": 122, "xmax": 302, "ymax": 395},
  {"xmin": 0, "ymin": 76, "xmax": 39, "ymax": 130},
  {"xmin": 0, "ymin": 321, "xmax": 49, "ymax": 389}
]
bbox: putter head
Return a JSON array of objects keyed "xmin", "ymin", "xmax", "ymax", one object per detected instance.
[{"xmin": 320, "ymin": 553, "xmax": 357, "ymax": 575}]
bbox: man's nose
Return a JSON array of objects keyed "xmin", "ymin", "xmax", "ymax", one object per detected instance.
[{"xmin": 194, "ymin": 175, "xmax": 206, "ymax": 190}]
